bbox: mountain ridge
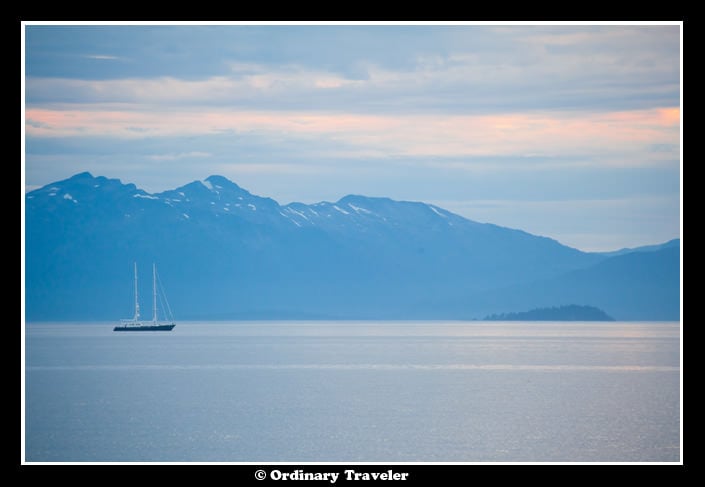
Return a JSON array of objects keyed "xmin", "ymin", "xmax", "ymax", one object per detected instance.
[
  {"xmin": 597, "ymin": 238, "xmax": 680, "ymax": 257},
  {"xmin": 25, "ymin": 172, "xmax": 679, "ymax": 321}
]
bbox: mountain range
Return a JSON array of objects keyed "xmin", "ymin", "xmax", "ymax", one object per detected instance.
[{"xmin": 25, "ymin": 172, "xmax": 680, "ymax": 321}]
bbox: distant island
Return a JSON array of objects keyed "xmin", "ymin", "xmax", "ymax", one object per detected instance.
[{"xmin": 484, "ymin": 304, "xmax": 615, "ymax": 321}]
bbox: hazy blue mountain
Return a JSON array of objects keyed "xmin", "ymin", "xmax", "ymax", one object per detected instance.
[
  {"xmin": 473, "ymin": 247, "xmax": 680, "ymax": 320},
  {"xmin": 598, "ymin": 238, "xmax": 680, "ymax": 257},
  {"xmin": 25, "ymin": 173, "xmax": 679, "ymax": 321},
  {"xmin": 484, "ymin": 305, "xmax": 615, "ymax": 321}
]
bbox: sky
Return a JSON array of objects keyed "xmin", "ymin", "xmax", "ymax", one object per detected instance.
[{"xmin": 23, "ymin": 22, "xmax": 681, "ymax": 252}]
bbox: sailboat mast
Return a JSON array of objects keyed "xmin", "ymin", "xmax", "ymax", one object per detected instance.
[
  {"xmin": 115, "ymin": 261, "xmax": 174, "ymax": 332},
  {"xmin": 134, "ymin": 262, "xmax": 140, "ymax": 321},
  {"xmin": 152, "ymin": 263, "xmax": 157, "ymax": 323}
]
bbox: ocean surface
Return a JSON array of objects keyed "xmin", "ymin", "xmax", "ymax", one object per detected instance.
[{"xmin": 24, "ymin": 321, "xmax": 680, "ymax": 462}]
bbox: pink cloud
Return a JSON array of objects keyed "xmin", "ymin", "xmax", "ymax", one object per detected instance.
[{"xmin": 25, "ymin": 107, "xmax": 679, "ymax": 167}]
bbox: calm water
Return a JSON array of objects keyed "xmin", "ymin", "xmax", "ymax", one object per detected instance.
[{"xmin": 24, "ymin": 321, "xmax": 680, "ymax": 462}]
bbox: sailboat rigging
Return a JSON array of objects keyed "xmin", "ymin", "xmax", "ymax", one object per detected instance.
[{"xmin": 114, "ymin": 262, "xmax": 175, "ymax": 331}]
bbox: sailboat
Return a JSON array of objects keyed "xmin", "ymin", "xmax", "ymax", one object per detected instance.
[{"xmin": 114, "ymin": 262, "xmax": 176, "ymax": 331}]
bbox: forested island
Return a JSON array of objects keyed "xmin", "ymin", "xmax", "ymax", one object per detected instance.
[{"xmin": 484, "ymin": 304, "xmax": 615, "ymax": 321}]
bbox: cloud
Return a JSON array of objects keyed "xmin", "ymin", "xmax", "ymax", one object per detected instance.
[
  {"xmin": 25, "ymin": 25, "xmax": 679, "ymax": 114},
  {"xmin": 26, "ymin": 118, "xmax": 50, "ymax": 129},
  {"xmin": 25, "ymin": 66, "xmax": 361, "ymax": 108},
  {"xmin": 24, "ymin": 106, "xmax": 679, "ymax": 168},
  {"xmin": 148, "ymin": 151, "xmax": 212, "ymax": 161}
]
